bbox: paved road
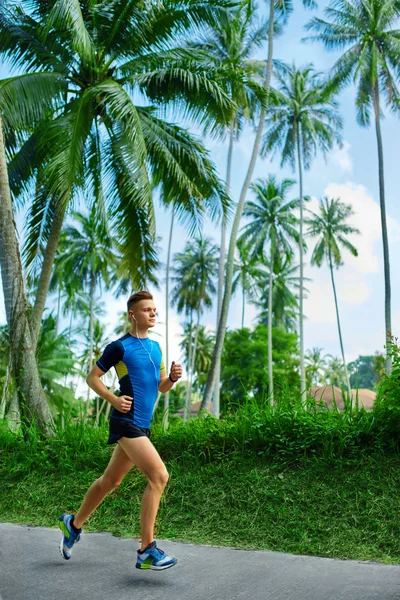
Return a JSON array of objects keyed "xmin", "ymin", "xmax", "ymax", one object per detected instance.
[{"xmin": 1, "ymin": 523, "xmax": 400, "ymax": 600}]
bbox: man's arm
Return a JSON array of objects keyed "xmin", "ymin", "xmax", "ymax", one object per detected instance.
[
  {"xmin": 86, "ymin": 365, "xmax": 132, "ymax": 413},
  {"xmin": 158, "ymin": 360, "xmax": 183, "ymax": 393}
]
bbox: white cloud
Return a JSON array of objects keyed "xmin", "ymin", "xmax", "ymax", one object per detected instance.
[
  {"xmin": 331, "ymin": 141, "xmax": 353, "ymax": 174},
  {"xmin": 322, "ymin": 181, "xmax": 400, "ymax": 274}
]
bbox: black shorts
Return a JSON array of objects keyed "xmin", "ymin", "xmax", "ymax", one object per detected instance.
[{"xmin": 107, "ymin": 417, "xmax": 150, "ymax": 445}]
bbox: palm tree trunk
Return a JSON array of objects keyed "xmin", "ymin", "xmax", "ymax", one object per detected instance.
[
  {"xmin": 31, "ymin": 200, "xmax": 67, "ymax": 347},
  {"xmin": 296, "ymin": 125, "xmax": 306, "ymax": 402},
  {"xmin": 372, "ymin": 85, "xmax": 392, "ymax": 374},
  {"xmin": 0, "ymin": 114, "xmax": 53, "ymax": 435},
  {"xmin": 268, "ymin": 246, "xmax": 274, "ymax": 404},
  {"xmin": 188, "ymin": 310, "xmax": 201, "ymax": 405},
  {"xmin": 163, "ymin": 208, "xmax": 175, "ymax": 430},
  {"xmin": 56, "ymin": 285, "xmax": 61, "ymax": 336},
  {"xmin": 241, "ymin": 273, "xmax": 245, "ymax": 328},
  {"xmin": 213, "ymin": 122, "xmax": 234, "ymax": 418},
  {"xmin": 88, "ymin": 271, "xmax": 96, "ymax": 418},
  {"xmin": 0, "ymin": 359, "xmax": 12, "ymax": 419},
  {"xmin": 329, "ymin": 253, "xmax": 351, "ymax": 400},
  {"xmin": 201, "ymin": 0, "xmax": 275, "ymax": 411},
  {"xmin": 64, "ymin": 308, "xmax": 74, "ymax": 387},
  {"xmin": 184, "ymin": 312, "xmax": 193, "ymax": 421}
]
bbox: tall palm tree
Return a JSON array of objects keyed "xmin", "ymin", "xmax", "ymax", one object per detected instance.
[
  {"xmin": 190, "ymin": 0, "xmax": 271, "ymax": 416},
  {"xmin": 163, "ymin": 207, "xmax": 175, "ymax": 430},
  {"xmin": 171, "ymin": 236, "xmax": 219, "ymax": 418},
  {"xmin": 306, "ymin": 197, "xmax": 360, "ymax": 398},
  {"xmin": 252, "ymin": 254, "xmax": 308, "ymax": 332},
  {"xmin": 324, "ymin": 355, "xmax": 346, "ymax": 388},
  {"xmin": 305, "ymin": 0, "xmax": 400, "ymax": 373},
  {"xmin": 0, "ymin": 0, "xmax": 233, "ymax": 348},
  {"xmin": 305, "ymin": 347, "xmax": 328, "ymax": 387},
  {"xmin": 261, "ymin": 62, "xmax": 342, "ymax": 400},
  {"xmin": 232, "ymin": 239, "xmax": 261, "ymax": 328},
  {"xmin": 180, "ymin": 325, "xmax": 216, "ymax": 396},
  {"xmin": 238, "ymin": 176, "xmax": 299, "ymax": 402},
  {"xmin": 0, "ymin": 113, "xmax": 53, "ymax": 433},
  {"xmin": 54, "ymin": 207, "xmax": 116, "ymax": 415},
  {"xmin": 200, "ymin": 0, "xmax": 317, "ymax": 413}
]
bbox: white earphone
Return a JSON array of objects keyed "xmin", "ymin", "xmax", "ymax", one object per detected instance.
[{"xmin": 131, "ymin": 313, "xmax": 158, "ymax": 383}]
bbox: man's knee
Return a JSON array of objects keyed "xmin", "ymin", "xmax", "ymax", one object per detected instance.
[
  {"xmin": 98, "ymin": 473, "xmax": 123, "ymax": 493},
  {"xmin": 149, "ymin": 469, "xmax": 169, "ymax": 490}
]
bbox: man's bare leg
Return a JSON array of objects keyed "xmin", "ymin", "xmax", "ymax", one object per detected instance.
[
  {"xmin": 73, "ymin": 444, "xmax": 134, "ymax": 529},
  {"xmin": 117, "ymin": 436, "xmax": 169, "ymax": 551}
]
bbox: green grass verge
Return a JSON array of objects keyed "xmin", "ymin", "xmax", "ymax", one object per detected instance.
[{"xmin": 1, "ymin": 419, "xmax": 400, "ymax": 564}]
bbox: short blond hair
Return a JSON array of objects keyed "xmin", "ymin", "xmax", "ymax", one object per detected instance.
[{"xmin": 127, "ymin": 290, "xmax": 154, "ymax": 312}]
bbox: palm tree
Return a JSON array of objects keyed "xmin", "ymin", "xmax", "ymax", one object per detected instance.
[
  {"xmin": 324, "ymin": 355, "xmax": 346, "ymax": 388},
  {"xmin": 163, "ymin": 207, "xmax": 175, "ymax": 430},
  {"xmin": 190, "ymin": 0, "xmax": 271, "ymax": 416},
  {"xmin": 0, "ymin": 0, "xmax": 233, "ymax": 348},
  {"xmin": 0, "ymin": 113, "xmax": 53, "ymax": 433},
  {"xmin": 232, "ymin": 239, "xmax": 261, "ymax": 328},
  {"xmin": 179, "ymin": 325, "xmax": 216, "ymax": 396},
  {"xmin": 252, "ymin": 254, "xmax": 308, "ymax": 332},
  {"xmin": 171, "ymin": 236, "xmax": 219, "ymax": 419},
  {"xmin": 305, "ymin": 347, "xmax": 328, "ymax": 387},
  {"xmin": 200, "ymin": 0, "xmax": 317, "ymax": 413},
  {"xmin": 261, "ymin": 62, "xmax": 342, "ymax": 400},
  {"xmin": 36, "ymin": 314, "xmax": 77, "ymax": 424},
  {"xmin": 306, "ymin": 197, "xmax": 360, "ymax": 399},
  {"xmin": 305, "ymin": 0, "xmax": 400, "ymax": 373},
  {"xmin": 238, "ymin": 176, "xmax": 299, "ymax": 402},
  {"xmin": 54, "ymin": 207, "xmax": 116, "ymax": 415}
]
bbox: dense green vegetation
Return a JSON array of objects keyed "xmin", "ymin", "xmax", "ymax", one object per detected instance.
[{"xmin": 2, "ymin": 369, "xmax": 400, "ymax": 562}]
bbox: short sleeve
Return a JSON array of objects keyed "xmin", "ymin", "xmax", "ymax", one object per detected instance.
[
  {"xmin": 96, "ymin": 341, "xmax": 124, "ymax": 373},
  {"xmin": 159, "ymin": 344, "xmax": 166, "ymax": 372}
]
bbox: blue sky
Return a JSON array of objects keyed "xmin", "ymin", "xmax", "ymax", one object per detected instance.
[{"xmin": 1, "ymin": 1, "xmax": 399, "ymax": 375}]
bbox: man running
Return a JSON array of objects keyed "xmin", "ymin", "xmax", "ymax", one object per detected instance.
[{"xmin": 59, "ymin": 290, "xmax": 183, "ymax": 570}]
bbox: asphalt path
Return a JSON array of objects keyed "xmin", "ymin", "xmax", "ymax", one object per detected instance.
[{"xmin": 1, "ymin": 523, "xmax": 400, "ymax": 600}]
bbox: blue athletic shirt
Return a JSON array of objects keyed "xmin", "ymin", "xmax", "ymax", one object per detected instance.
[{"xmin": 96, "ymin": 333, "xmax": 166, "ymax": 429}]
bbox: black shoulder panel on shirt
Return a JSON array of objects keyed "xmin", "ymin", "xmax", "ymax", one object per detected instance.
[{"xmin": 96, "ymin": 340, "xmax": 124, "ymax": 373}]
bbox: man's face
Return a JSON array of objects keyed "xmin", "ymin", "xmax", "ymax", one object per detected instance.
[{"xmin": 129, "ymin": 300, "xmax": 157, "ymax": 328}]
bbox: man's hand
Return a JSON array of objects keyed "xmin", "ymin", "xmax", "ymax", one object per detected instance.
[
  {"xmin": 170, "ymin": 361, "xmax": 183, "ymax": 382},
  {"xmin": 112, "ymin": 395, "xmax": 132, "ymax": 413}
]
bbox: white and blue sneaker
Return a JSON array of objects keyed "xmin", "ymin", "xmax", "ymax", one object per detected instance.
[
  {"xmin": 58, "ymin": 514, "xmax": 81, "ymax": 560},
  {"xmin": 136, "ymin": 541, "xmax": 177, "ymax": 570}
]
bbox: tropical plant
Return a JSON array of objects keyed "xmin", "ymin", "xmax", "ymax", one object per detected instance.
[
  {"xmin": 0, "ymin": 0, "xmax": 232, "ymax": 350},
  {"xmin": 348, "ymin": 354, "xmax": 382, "ymax": 390},
  {"xmin": 238, "ymin": 176, "xmax": 299, "ymax": 402},
  {"xmin": 163, "ymin": 208, "xmax": 175, "ymax": 429},
  {"xmin": 36, "ymin": 314, "xmax": 77, "ymax": 421},
  {"xmin": 324, "ymin": 355, "xmax": 346, "ymax": 388},
  {"xmin": 304, "ymin": 0, "xmax": 400, "ymax": 373},
  {"xmin": 190, "ymin": 0, "xmax": 271, "ymax": 415},
  {"xmin": 55, "ymin": 208, "xmax": 116, "ymax": 416},
  {"xmin": 252, "ymin": 254, "xmax": 307, "ymax": 332},
  {"xmin": 261, "ymin": 62, "xmax": 342, "ymax": 398},
  {"xmin": 305, "ymin": 347, "xmax": 328, "ymax": 387},
  {"xmin": 171, "ymin": 236, "xmax": 219, "ymax": 419},
  {"xmin": 232, "ymin": 239, "xmax": 261, "ymax": 329},
  {"xmin": 0, "ymin": 114, "xmax": 53, "ymax": 433},
  {"xmin": 220, "ymin": 323, "xmax": 300, "ymax": 412},
  {"xmin": 200, "ymin": 0, "xmax": 317, "ymax": 413},
  {"xmin": 306, "ymin": 197, "xmax": 359, "ymax": 398}
]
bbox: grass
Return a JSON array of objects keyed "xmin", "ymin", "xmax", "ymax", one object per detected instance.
[{"xmin": 2, "ymin": 392, "xmax": 400, "ymax": 565}]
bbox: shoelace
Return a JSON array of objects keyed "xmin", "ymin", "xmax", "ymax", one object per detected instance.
[{"xmin": 150, "ymin": 544, "xmax": 166, "ymax": 560}]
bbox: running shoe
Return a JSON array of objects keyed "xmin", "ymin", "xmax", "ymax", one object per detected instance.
[
  {"xmin": 136, "ymin": 541, "xmax": 178, "ymax": 570},
  {"xmin": 58, "ymin": 513, "xmax": 81, "ymax": 560}
]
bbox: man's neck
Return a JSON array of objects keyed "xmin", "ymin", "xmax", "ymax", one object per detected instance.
[{"xmin": 128, "ymin": 327, "xmax": 148, "ymax": 339}]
